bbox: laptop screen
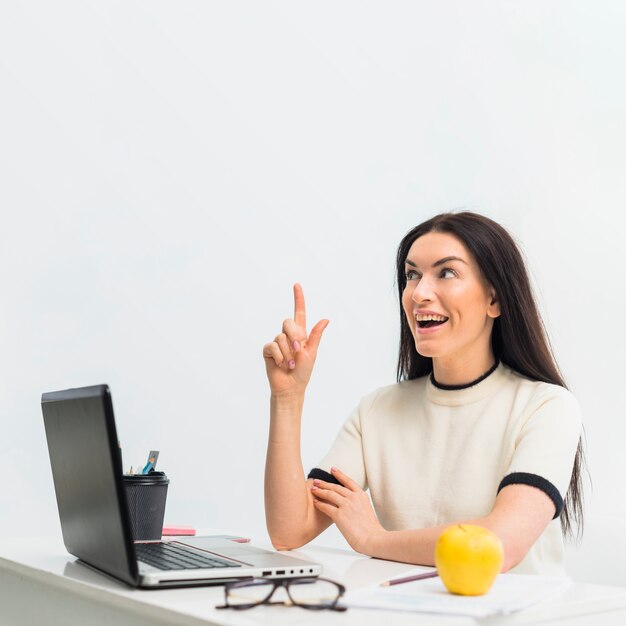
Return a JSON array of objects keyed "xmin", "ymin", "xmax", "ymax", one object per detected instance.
[{"xmin": 42, "ymin": 385, "xmax": 138, "ymax": 585}]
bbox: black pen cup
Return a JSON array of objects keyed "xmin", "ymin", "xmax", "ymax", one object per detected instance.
[{"xmin": 123, "ymin": 472, "xmax": 169, "ymax": 541}]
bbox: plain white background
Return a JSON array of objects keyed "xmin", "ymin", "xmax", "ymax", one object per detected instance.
[{"xmin": 1, "ymin": 1, "xmax": 624, "ymax": 556}]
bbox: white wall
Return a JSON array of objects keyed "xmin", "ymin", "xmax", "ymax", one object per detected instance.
[{"xmin": 1, "ymin": 1, "xmax": 624, "ymax": 545}]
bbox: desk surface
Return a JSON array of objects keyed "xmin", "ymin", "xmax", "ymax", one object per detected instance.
[{"xmin": 2, "ymin": 535, "xmax": 626, "ymax": 626}]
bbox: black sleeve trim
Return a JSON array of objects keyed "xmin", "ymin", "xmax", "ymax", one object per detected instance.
[
  {"xmin": 497, "ymin": 472, "xmax": 563, "ymax": 519},
  {"xmin": 307, "ymin": 468, "xmax": 342, "ymax": 485}
]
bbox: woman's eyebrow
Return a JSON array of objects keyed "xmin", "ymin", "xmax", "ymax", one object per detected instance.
[{"xmin": 405, "ymin": 256, "xmax": 468, "ymax": 268}]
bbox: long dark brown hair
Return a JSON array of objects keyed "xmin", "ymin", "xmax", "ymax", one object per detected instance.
[{"xmin": 395, "ymin": 211, "xmax": 585, "ymax": 539}]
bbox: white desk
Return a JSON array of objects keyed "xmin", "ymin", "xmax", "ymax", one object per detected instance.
[{"xmin": 2, "ymin": 536, "xmax": 626, "ymax": 626}]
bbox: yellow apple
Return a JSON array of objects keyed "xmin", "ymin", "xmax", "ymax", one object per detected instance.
[{"xmin": 435, "ymin": 524, "xmax": 504, "ymax": 596}]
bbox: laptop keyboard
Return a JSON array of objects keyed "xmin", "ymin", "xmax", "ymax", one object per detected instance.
[{"xmin": 136, "ymin": 542, "xmax": 243, "ymax": 571}]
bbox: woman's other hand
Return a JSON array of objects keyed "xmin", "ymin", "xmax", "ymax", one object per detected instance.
[
  {"xmin": 311, "ymin": 467, "xmax": 386, "ymax": 555},
  {"xmin": 262, "ymin": 283, "xmax": 329, "ymax": 397}
]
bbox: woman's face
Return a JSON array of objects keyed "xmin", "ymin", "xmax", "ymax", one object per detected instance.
[{"xmin": 402, "ymin": 231, "xmax": 501, "ymax": 364}]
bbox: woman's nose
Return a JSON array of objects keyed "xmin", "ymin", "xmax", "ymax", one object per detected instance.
[{"xmin": 411, "ymin": 276, "xmax": 434, "ymax": 303}]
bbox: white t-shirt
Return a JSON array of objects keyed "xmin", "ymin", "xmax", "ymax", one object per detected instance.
[{"xmin": 310, "ymin": 363, "xmax": 582, "ymax": 575}]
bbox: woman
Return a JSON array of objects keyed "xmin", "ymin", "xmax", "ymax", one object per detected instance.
[{"xmin": 263, "ymin": 211, "xmax": 584, "ymax": 575}]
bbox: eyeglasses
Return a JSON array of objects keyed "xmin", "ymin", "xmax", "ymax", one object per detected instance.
[{"xmin": 216, "ymin": 576, "xmax": 347, "ymax": 611}]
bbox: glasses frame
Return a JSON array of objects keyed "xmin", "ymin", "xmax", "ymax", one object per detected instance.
[{"xmin": 216, "ymin": 576, "xmax": 347, "ymax": 611}]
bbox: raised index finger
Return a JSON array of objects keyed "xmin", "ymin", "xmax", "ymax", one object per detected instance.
[{"xmin": 293, "ymin": 283, "xmax": 307, "ymax": 329}]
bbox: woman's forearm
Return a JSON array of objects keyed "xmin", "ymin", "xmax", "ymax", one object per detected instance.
[
  {"xmin": 264, "ymin": 392, "xmax": 317, "ymax": 549},
  {"xmin": 368, "ymin": 486, "xmax": 556, "ymax": 571},
  {"xmin": 365, "ymin": 527, "xmax": 442, "ymax": 566}
]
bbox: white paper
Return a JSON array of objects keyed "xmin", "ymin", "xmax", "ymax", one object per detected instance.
[{"xmin": 341, "ymin": 571, "xmax": 572, "ymax": 618}]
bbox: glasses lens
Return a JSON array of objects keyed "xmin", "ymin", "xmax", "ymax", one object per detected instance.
[
  {"xmin": 226, "ymin": 581, "xmax": 275, "ymax": 607},
  {"xmin": 287, "ymin": 579, "xmax": 341, "ymax": 607}
]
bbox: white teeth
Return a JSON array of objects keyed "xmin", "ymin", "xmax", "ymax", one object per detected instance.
[{"xmin": 415, "ymin": 314, "xmax": 448, "ymax": 322}]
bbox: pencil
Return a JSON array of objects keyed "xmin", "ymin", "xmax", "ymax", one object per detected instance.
[{"xmin": 380, "ymin": 570, "xmax": 439, "ymax": 586}]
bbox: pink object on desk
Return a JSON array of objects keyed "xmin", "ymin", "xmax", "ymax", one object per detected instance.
[{"xmin": 162, "ymin": 525, "xmax": 196, "ymax": 536}]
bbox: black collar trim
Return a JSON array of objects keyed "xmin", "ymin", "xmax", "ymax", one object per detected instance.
[{"xmin": 430, "ymin": 360, "xmax": 500, "ymax": 391}]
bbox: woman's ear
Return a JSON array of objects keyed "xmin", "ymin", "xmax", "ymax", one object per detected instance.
[{"xmin": 488, "ymin": 290, "xmax": 501, "ymax": 318}]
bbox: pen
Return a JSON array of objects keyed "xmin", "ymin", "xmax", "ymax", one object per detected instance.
[{"xmin": 380, "ymin": 570, "xmax": 439, "ymax": 587}]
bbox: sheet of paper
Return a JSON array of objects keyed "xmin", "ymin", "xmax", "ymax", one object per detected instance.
[{"xmin": 341, "ymin": 571, "xmax": 572, "ymax": 617}]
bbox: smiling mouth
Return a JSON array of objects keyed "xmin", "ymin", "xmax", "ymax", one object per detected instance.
[{"xmin": 416, "ymin": 315, "xmax": 449, "ymax": 329}]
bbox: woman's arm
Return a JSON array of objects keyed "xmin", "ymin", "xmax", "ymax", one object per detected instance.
[
  {"xmin": 264, "ymin": 392, "xmax": 333, "ymax": 549},
  {"xmin": 262, "ymin": 284, "xmax": 331, "ymax": 549},
  {"xmin": 366, "ymin": 484, "xmax": 555, "ymax": 571},
  {"xmin": 312, "ymin": 468, "xmax": 556, "ymax": 571}
]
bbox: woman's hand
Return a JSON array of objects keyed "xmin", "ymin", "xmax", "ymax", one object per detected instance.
[
  {"xmin": 262, "ymin": 283, "xmax": 329, "ymax": 397},
  {"xmin": 311, "ymin": 467, "xmax": 386, "ymax": 555}
]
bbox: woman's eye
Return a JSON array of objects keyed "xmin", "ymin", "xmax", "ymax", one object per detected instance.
[
  {"xmin": 405, "ymin": 270, "xmax": 420, "ymax": 280},
  {"xmin": 440, "ymin": 268, "xmax": 456, "ymax": 279}
]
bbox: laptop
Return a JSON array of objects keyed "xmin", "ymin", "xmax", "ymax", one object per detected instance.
[{"xmin": 41, "ymin": 384, "xmax": 322, "ymax": 588}]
